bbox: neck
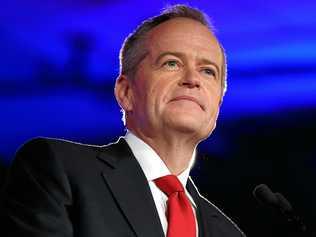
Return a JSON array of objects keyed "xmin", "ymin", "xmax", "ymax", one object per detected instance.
[{"xmin": 129, "ymin": 129, "xmax": 198, "ymax": 175}]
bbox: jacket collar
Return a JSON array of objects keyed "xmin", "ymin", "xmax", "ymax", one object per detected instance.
[{"xmin": 97, "ymin": 138, "xmax": 164, "ymax": 237}]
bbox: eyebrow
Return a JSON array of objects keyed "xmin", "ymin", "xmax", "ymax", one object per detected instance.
[{"xmin": 154, "ymin": 51, "xmax": 220, "ymax": 74}]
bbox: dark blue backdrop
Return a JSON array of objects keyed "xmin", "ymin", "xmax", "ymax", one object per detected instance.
[
  {"xmin": 1, "ymin": 0, "xmax": 315, "ymax": 162},
  {"xmin": 1, "ymin": 1, "xmax": 316, "ymax": 236}
]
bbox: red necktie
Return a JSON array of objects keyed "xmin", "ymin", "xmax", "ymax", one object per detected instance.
[{"xmin": 154, "ymin": 175, "xmax": 196, "ymax": 237}]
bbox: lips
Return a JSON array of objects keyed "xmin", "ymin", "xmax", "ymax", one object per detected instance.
[{"xmin": 170, "ymin": 95, "xmax": 204, "ymax": 110}]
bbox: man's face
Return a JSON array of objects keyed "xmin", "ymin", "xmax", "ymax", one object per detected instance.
[{"xmin": 127, "ymin": 17, "xmax": 223, "ymax": 141}]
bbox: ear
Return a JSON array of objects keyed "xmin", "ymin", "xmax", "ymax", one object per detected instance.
[{"xmin": 114, "ymin": 75, "xmax": 133, "ymax": 112}]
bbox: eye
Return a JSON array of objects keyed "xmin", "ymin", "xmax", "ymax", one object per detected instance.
[
  {"xmin": 201, "ymin": 68, "xmax": 216, "ymax": 77},
  {"xmin": 162, "ymin": 60, "xmax": 180, "ymax": 70}
]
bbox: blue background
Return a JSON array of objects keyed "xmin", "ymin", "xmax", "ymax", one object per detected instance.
[{"xmin": 1, "ymin": 1, "xmax": 315, "ymax": 235}]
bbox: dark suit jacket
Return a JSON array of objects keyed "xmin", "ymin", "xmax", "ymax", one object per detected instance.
[{"xmin": 1, "ymin": 137, "xmax": 245, "ymax": 237}]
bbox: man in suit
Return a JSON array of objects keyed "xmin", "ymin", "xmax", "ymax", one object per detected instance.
[{"xmin": 1, "ymin": 4, "xmax": 245, "ymax": 237}]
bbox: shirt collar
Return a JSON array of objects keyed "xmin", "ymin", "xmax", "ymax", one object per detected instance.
[{"xmin": 124, "ymin": 131, "xmax": 196, "ymax": 188}]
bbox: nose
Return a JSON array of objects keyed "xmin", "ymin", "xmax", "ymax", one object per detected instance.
[{"xmin": 179, "ymin": 67, "xmax": 201, "ymax": 89}]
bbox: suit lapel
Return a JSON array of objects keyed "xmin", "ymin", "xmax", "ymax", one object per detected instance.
[
  {"xmin": 187, "ymin": 177, "xmax": 245, "ymax": 237},
  {"xmin": 187, "ymin": 177, "xmax": 219, "ymax": 237},
  {"xmin": 97, "ymin": 138, "xmax": 164, "ymax": 237}
]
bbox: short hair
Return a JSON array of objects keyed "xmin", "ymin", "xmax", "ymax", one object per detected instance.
[{"xmin": 119, "ymin": 4, "xmax": 228, "ymax": 99}]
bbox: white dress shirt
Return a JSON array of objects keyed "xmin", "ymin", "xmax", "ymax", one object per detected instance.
[{"xmin": 124, "ymin": 131, "xmax": 198, "ymax": 237}]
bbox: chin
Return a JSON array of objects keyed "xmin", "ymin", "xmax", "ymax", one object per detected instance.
[{"xmin": 166, "ymin": 115, "xmax": 208, "ymax": 135}]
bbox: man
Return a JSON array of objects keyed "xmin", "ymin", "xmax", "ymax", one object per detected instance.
[{"xmin": 1, "ymin": 4, "xmax": 245, "ymax": 237}]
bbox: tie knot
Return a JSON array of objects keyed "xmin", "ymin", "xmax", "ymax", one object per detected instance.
[{"xmin": 154, "ymin": 175, "xmax": 184, "ymax": 196}]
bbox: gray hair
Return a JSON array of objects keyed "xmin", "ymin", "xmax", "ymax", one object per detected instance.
[{"xmin": 119, "ymin": 4, "xmax": 227, "ymax": 99}]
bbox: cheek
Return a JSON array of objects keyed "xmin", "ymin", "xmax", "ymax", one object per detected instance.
[
  {"xmin": 207, "ymin": 83, "xmax": 222, "ymax": 103},
  {"xmin": 204, "ymin": 89, "xmax": 221, "ymax": 118},
  {"xmin": 150, "ymin": 79, "xmax": 172, "ymax": 105},
  {"xmin": 136, "ymin": 80, "xmax": 163, "ymax": 117}
]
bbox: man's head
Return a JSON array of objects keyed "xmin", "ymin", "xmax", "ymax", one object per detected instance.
[
  {"xmin": 119, "ymin": 5, "xmax": 227, "ymax": 98},
  {"xmin": 115, "ymin": 4, "xmax": 226, "ymax": 142}
]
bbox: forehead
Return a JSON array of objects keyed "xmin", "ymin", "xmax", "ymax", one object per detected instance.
[{"xmin": 145, "ymin": 17, "xmax": 222, "ymax": 64}]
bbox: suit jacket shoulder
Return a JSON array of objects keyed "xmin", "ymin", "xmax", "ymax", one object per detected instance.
[
  {"xmin": 187, "ymin": 177, "xmax": 246, "ymax": 237},
  {"xmin": 1, "ymin": 137, "xmax": 164, "ymax": 237}
]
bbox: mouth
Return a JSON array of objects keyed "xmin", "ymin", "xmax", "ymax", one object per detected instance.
[{"xmin": 170, "ymin": 96, "xmax": 204, "ymax": 110}]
